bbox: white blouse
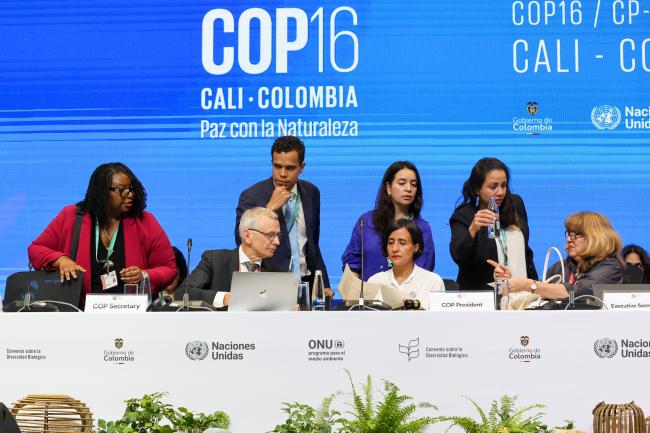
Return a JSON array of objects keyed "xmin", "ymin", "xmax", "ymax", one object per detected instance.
[
  {"xmin": 368, "ymin": 264, "xmax": 444, "ymax": 310},
  {"xmin": 496, "ymin": 226, "xmax": 527, "ymax": 278}
]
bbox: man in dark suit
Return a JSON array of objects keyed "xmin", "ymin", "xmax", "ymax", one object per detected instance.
[
  {"xmin": 179, "ymin": 207, "xmax": 281, "ymax": 306},
  {"xmin": 235, "ymin": 135, "xmax": 332, "ymax": 295}
]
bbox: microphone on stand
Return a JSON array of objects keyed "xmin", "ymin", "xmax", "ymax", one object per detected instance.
[
  {"xmin": 348, "ymin": 217, "xmax": 382, "ymax": 311},
  {"xmin": 567, "ymin": 283, "xmax": 575, "ymax": 310},
  {"xmin": 181, "ymin": 238, "xmax": 192, "ymax": 311},
  {"xmin": 24, "ymin": 262, "xmax": 33, "ymax": 310}
]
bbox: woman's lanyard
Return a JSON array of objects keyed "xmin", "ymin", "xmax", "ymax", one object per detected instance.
[
  {"xmin": 495, "ymin": 229, "xmax": 509, "ymax": 267},
  {"xmin": 95, "ymin": 220, "xmax": 120, "ymax": 272}
]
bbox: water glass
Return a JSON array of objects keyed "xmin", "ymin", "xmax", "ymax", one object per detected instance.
[{"xmin": 297, "ymin": 282, "xmax": 311, "ymax": 311}]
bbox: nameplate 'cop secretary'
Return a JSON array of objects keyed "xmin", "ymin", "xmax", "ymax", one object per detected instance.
[{"xmin": 85, "ymin": 294, "xmax": 149, "ymax": 313}]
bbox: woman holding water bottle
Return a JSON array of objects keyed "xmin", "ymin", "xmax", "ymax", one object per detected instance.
[{"xmin": 449, "ymin": 158, "xmax": 537, "ymax": 291}]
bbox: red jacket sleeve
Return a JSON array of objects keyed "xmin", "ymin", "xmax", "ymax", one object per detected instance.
[
  {"xmin": 28, "ymin": 206, "xmax": 73, "ymax": 270},
  {"xmin": 139, "ymin": 212, "xmax": 177, "ymax": 294}
]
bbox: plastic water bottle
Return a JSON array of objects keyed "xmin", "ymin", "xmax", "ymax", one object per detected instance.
[
  {"xmin": 311, "ymin": 270, "xmax": 326, "ymax": 311},
  {"xmin": 487, "ymin": 196, "xmax": 500, "ymax": 239}
]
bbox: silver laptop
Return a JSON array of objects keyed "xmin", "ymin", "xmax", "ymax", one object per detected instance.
[
  {"xmin": 228, "ymin": 272, "xmax": 298, "ymax": 311},
  {"xmin": 592, "ymin": 284, "xmax": 650, "ymax": 301}
]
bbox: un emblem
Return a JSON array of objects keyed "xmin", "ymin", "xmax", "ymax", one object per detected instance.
[
  {"xmin": 594, "ymin": 338, "xmax": 618, "ymax": 358},
  {"xmin": 185, "ymin": 341, "xmax": 209, "ymax": 361},
  {"xmin": 591, "ymin": 105, "xmax": 621, "ymax": 130}
]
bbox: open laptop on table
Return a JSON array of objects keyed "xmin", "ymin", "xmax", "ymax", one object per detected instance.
[{"xmin": 228, "ymin": 272, "xmax": 298, "ymax": 311}]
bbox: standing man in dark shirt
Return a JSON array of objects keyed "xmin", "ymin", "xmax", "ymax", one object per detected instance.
[{"xmin": 235, "ymin": 135, "xmax": 332, "ymax": 296}]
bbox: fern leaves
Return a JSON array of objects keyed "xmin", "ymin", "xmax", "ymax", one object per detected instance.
[{"xmin": 438, "ymin": 395, "xmax": 547, "ymax": 433}]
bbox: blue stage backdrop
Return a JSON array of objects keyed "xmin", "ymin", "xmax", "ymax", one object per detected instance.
[{"xmin": 1, "ymin": 1, "xmax": 649, "ymax": 296}]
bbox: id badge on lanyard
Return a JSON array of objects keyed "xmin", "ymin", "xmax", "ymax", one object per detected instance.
[{"xmin": 96, "ymin": 221, "xmax": 120, "ymax": 290}]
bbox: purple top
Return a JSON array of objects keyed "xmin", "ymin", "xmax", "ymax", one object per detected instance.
[{"xmin": 341, "ymin": 211, "xmax": 435, "ymax": 281}]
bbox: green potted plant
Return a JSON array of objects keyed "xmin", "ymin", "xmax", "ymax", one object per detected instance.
[
  {"xmin": 437, "ymin": 395, "xmax": 546, "ymax": 433},
  {"xmin": 270, "ymin": 392, "xmax": 343, "ymax": 433},
  {"xmin": 97, "ymin": 392, "xmax": 229, "ymax": 433},
  {"xmin": 339, "ymin": 371, "xmax": 437, "ymax": 433}
]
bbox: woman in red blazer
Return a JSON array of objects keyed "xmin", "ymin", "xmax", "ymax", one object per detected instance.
[{"xmin": 28, "ymin": 162, "xmax": 176, "ymax": 300}]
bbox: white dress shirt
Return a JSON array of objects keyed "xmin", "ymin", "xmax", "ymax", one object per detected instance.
[
  {"xmin": 213, "ymin": 246, "xmax": 261, "ymax": 308},
  {"xmin": 368, "ymin": 264, "xmax": 444, "ymax": 310}
]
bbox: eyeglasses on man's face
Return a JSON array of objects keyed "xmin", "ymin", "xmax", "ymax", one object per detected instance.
[
  {"xmin": 248, "ymin": 228, "xmax": 280, "ymax": 241},
  {"xmin": 565, "ymin": 231, "xmax": 583, "ymax": 241},
  {"xmin": 109, "ymin": 186, "xmax": 135, "ymax": 197}
]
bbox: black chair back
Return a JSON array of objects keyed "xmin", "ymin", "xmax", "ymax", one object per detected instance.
[{"xmin": 0, "ymin": 403, "xmax": 21, "ymax": 433}]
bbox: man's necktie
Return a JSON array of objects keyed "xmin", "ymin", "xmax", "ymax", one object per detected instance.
[
  {"xmin": 284, "ymin": 192, "xmax": 301, "ymax": 274},
  {"xmin": 243, "ymin": 261, "xmax": 260, "ymax": 272}
]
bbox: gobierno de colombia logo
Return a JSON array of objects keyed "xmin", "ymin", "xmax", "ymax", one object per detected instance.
[
  {"xmin": 508, "ymin": 335, "xmax": 541, "ymax": 362},
  {"xmin": 104, "ymin": 337, "xmax": 135, "ymax": 364},
  {"xmin": 513, "ymin": 101, "xmax": 552, "ymax": 134}
]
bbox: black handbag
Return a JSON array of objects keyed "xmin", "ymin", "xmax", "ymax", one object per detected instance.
[{"xmin": 3, "ymin": 206, "xmax": 85, "ymax": 311}]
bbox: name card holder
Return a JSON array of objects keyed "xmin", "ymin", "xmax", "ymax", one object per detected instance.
[
  {"xmin": 85, "ymin": 294, "xmax": 149, "ymax": 313},
  {"xmin": 429, "ymin": 291, "xmax": 495, "ymax": 311},
  {"xmin": 602, "ymin": 292, "xmax": 650, "ymax": 310}
]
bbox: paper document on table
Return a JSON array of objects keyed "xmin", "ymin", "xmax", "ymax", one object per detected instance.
[
  {"xmin": 338, "ymin": 264, "xmax": 381, "ymax": 301},
  {"xmin": 379, "ymin": 284, "xmax": 405, "ymax": 309}
]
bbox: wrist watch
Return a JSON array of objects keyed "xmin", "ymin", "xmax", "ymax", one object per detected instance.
[{"xmin": 529, "ymin": 280, "xmax": 538, "ymax": 293}]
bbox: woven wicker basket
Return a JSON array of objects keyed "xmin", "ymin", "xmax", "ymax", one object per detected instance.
[
  {"xmin": 593, "ymin": 401, "xmax": 645, "ymax": 433},
  {"xmin": 11, "ymin": 394, "xmax": 93, "ymax": 433}
]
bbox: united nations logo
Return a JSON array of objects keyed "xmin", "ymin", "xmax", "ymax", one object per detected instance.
[
  {"xmin": 334, "ymin": 340, "xmax": 345, "ymax": 349},
  {"xmin": 520, "ymin": 336, "xmax": 529, "ymax": 347},
  {"xmin": 185, "ymin": 341, "xmax": 209, "ymax": 361},
  {"xmin": 526, "ymin": 101, "xmax": 539, "ymax": 115},
  {"xmin": 594, "ymin": 338, "xmax": 618, "ymax": 358},
  {"xmin": 114, "ymin": 338, "xmax": 124, "ymax": 349},
  {"xmin": 591, "ymin": 105, "xmax": 621, "ymax": 130}
]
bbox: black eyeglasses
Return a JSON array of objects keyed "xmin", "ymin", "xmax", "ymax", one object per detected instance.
[
  {"xmin": 109, "ymin": 186, "xmax": 135, "ymax": 197},
  {"xmin": 248, "ymin": 228, "xmax": 280, "ymax": 241},
  {"xmin": 565, "ymin": 231, "xmax": 583, "ymax": 241}
]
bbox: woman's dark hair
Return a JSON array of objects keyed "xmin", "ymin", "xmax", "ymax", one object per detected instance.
[
  {"xmin": 381, "ymin": 218, "xmax": 424, "ymax": 260},
  {"xmin": 457, "ymin": 157, "xmax": 517, "ymax": 228},
  {"xmin": 373, "ymin": 161, "xmax": 423, "ymax": 233},
  {"xmin": 77, "ymin": 162, "xmax": 146, "ymax": 228},
  {"xmin": 172, "ymin": 247, "xmax": 188, "ymax": 285},
  {"xmin": 621, "ymin": 244, "xmax": 650, "ymax": 282}
]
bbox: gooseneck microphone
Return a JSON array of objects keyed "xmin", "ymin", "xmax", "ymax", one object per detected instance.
[
  {"xmin": 24, "ymin": 262, "xmax": 34, "ymax": 310},
  {"xmin": 348, "ymin": 217, "xmax": 380, "ymax": 311},
  {"xmin": 181, "ymin": 238, "xmax": 192, "ymax": 310}
]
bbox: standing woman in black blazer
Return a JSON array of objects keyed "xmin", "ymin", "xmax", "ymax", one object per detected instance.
[{"xmin": 449, "ymin": 158, "xmax": 538, "ymax": 290}]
